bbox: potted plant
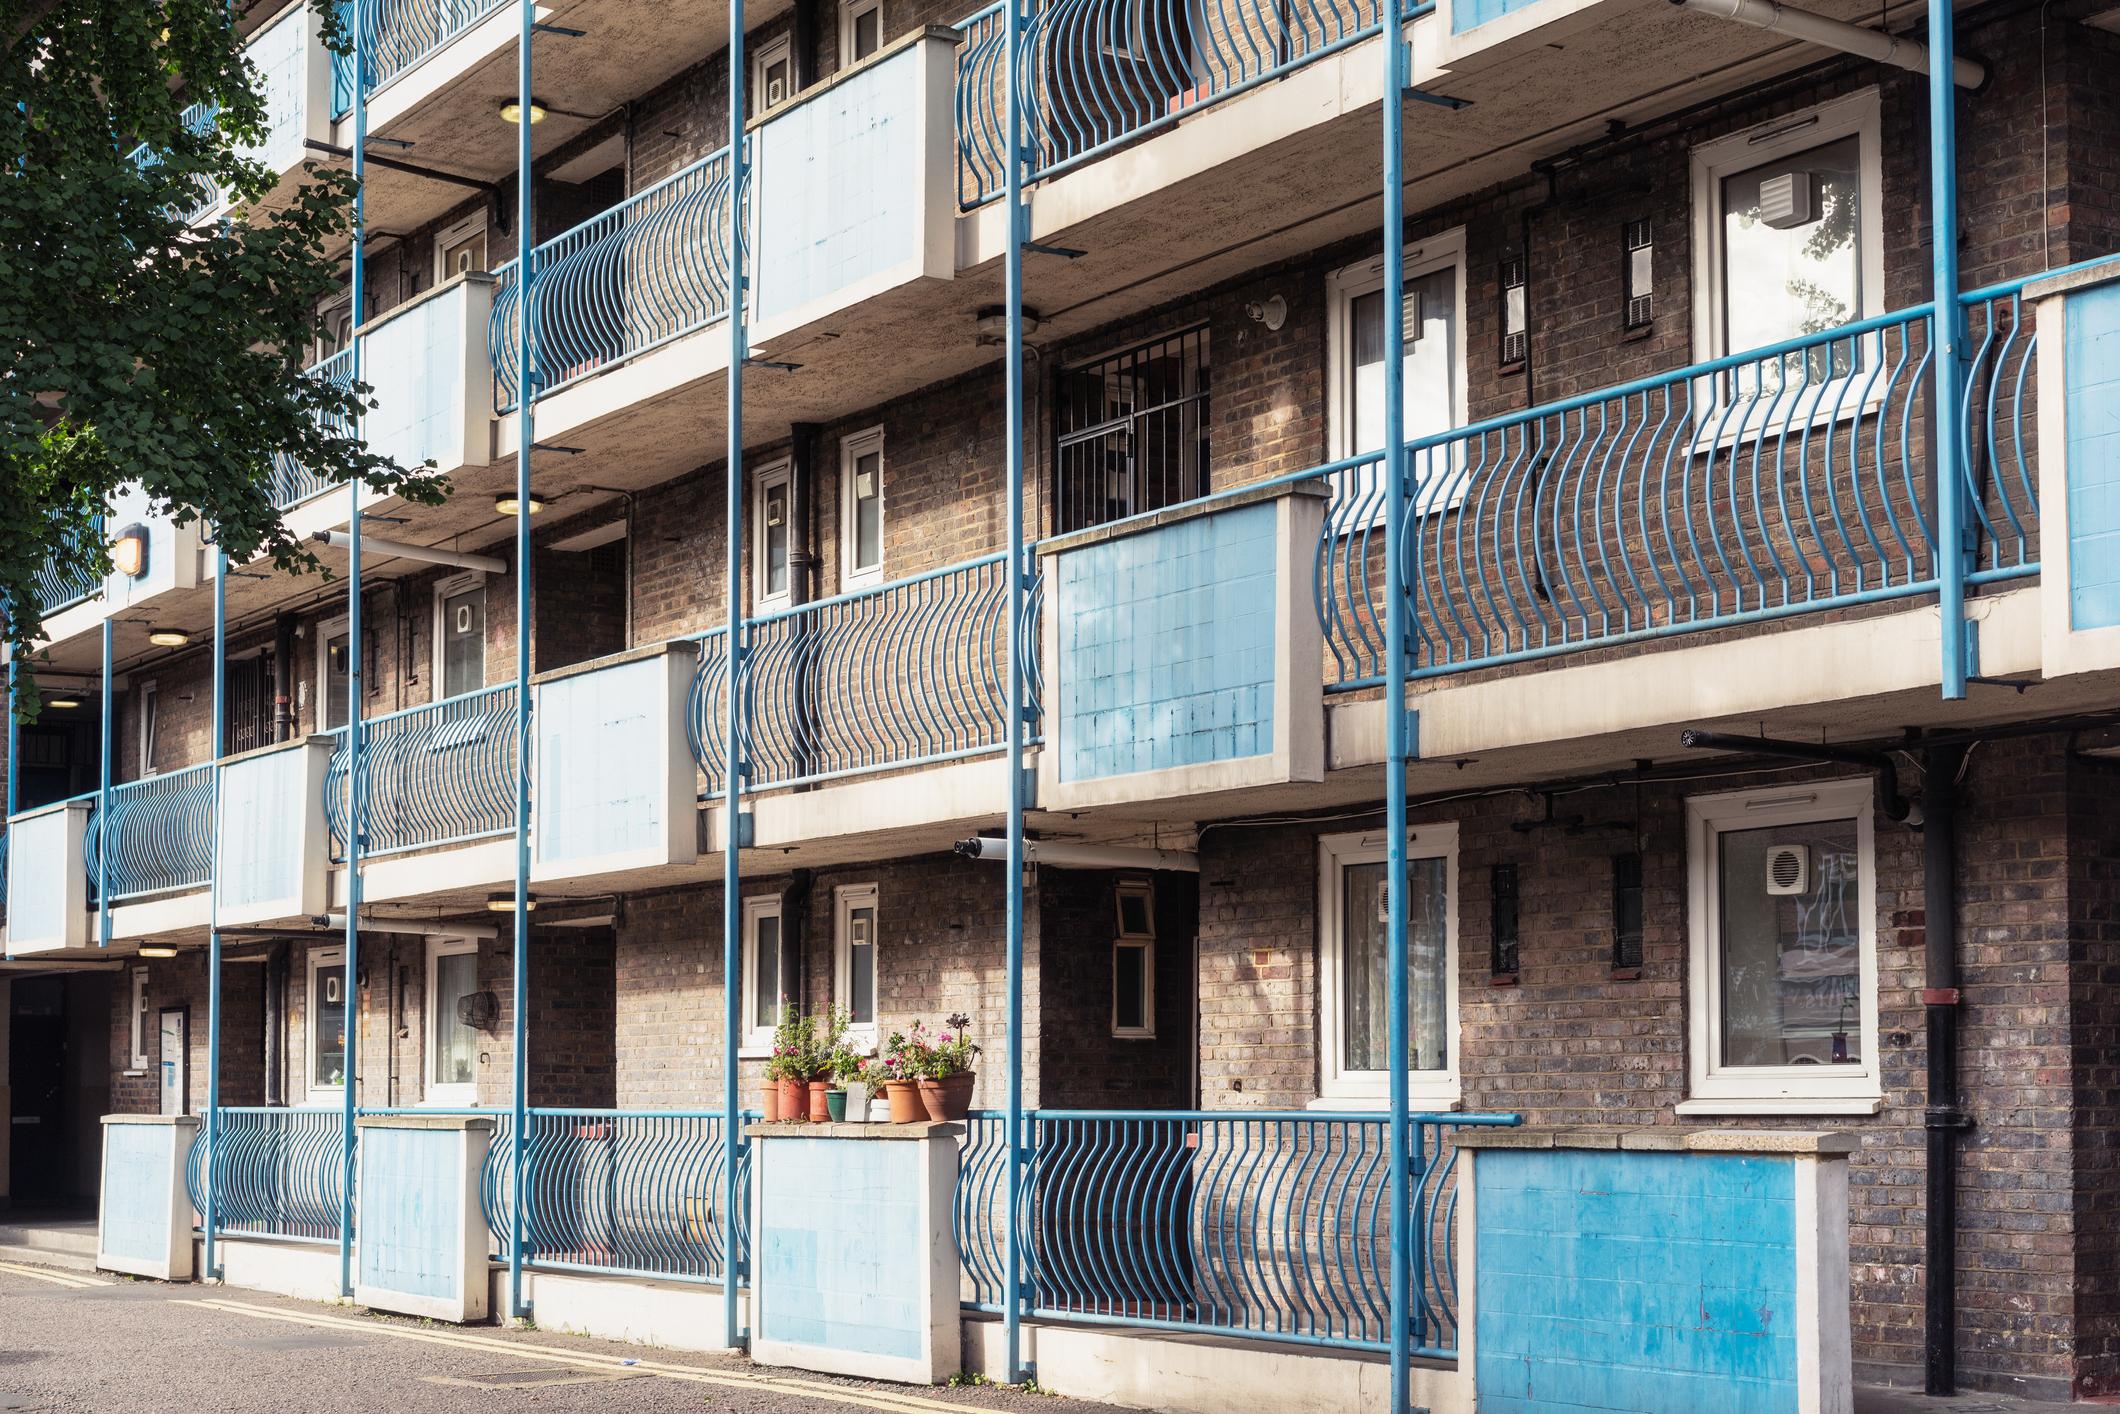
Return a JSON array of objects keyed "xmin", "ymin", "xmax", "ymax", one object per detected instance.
[
  {"xmin": 840, "ymin": 1055, "xmax": 876, "ymax": 1124},
  {"xmin": 825, "ymin": 1045, "xmax": 867, "ymax": 1123},
  {"xmin": 757, "ymin": 1059, "xmax": 783, "ymax": 1123},
  {"xmin": 879, "ymin": 1028, "xmax": 927, "ymax": 1124},
  {"xmin": 808, "ymin": 1006, "xmax": 849, "ymax": 1122},
  {"xmin": 771, "ymin": 1003, "xmax": 812, "ymax": 1123},
  {"xmin": 916, "ymin": 1013, "xmax": 978, "ymax": 1122}
]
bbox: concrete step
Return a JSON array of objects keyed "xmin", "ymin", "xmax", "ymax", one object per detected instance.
[
  {"xmin": 0, "ymin": 1242, "xmax": 100, "ymax": 1274},
  {"xmin": 0, "ymin": 1222, "xmax": 99, "ymax": 1260}
]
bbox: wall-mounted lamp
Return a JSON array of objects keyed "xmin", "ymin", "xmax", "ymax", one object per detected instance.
[
  {"xmin": 147, "ymin": 628, "xmax": 190, "ymax": 648},
  {"xmin": 112, "ymin": 523, "xmax": 150, "ymax": 579},
  {"xmin": 499, "ymin": 97, "xmax": 548, "ymax": 125},
  {"xmin": 495, "ymin": 492, "xmax": 546, "ymax": 516},
  {"xmin": 1243, "ymin": 295, "xmax": 1288, "ymax": 332}
]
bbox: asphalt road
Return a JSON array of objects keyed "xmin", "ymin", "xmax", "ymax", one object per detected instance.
[{"xmin": 0, "ymin": 1258, "xmax": 1074, "ymax": 1414}]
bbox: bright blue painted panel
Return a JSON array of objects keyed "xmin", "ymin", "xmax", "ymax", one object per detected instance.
[
  {"xmin": 1056, "ymin": 501, "xmax": 1278, "ymax": 782},
  {"xmin": 1453, "ymin": 0, "xmax": 1544, "ymax": 34},
  {"xmin": 357, "ymin": 1126, "xmax": 464, "ymax": 1302},
  {"xmin": 2067, "ymin": 282, "xmax": 2120, "ymax": 629},
  {"xmin": 1476, "ymin": 1148, "xmax": 1800, "ymax": 1414},
  {"xmin": 100, "ymin": 1125, "xmax": 173, "ymax": 1265},
  {"xmin": 759, "ymin": 1138, "xmax": 925, "ymax": 1360}
]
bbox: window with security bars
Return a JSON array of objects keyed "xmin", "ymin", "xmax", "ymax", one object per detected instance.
[
  {"xmin": 224, "ymin": 653, "xmax": 277, "ymax": 757},
  {"xmin": 1054, "ymin": 326, "xmax": 1209, "ymax": 535}
]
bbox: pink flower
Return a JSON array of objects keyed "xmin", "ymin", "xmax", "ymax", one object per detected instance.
[{"xmin": 939, "ymin": 1033, "xmax": 954, "ymax": 1044}]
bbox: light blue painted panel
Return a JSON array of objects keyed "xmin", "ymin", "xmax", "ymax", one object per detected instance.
[
  {"xmin": 535, "ymin": 657, "xmax": 667, "ymax": 867},
  {"xmin": 2067, "ymin": 282, "xmax": 2120, "ymax": 629},
  {"xmin": 1453, "ymin": 0, "xmax": 1545, "ymax": 33},
  {"xmin": 7, "ymin": 809, "xmax": 76, "ymax": 950},
  {"xmin": 245, "ymin": 6, "xmax": 309, "ymax": 173},
  {"xmin": 358, "ymin": 1126, "xmax": 463, "ymax": 1301},
  {"xmin": 1056, "ymin": 501, "xmax": 1278, "ymax": 782},
  {"xmin": 217, "ymin": 747, "xmax": 305, "ymax": 913},
  {"xmin": 364, "ymin": 290, "xmax": 466, "ymax": 472},
  {"xmin": 1476, "ymin": 1148, "xmax": 1800, "ymax": 1414},
  {"xmin": 100, "ymin": 1125, "xmax": 174, "ymax": 1265},
  {"xmin": 759, "ymin": 1138, "xmax": 925, "ymax": 1359},
  {"xmin": 754, "ymin": 45, "xmax": 922, "ymax": 323}
]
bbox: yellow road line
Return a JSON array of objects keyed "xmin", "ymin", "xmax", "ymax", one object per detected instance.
[
  {"xmin": 0, "ymin": 1261, "xmax": 106, "ymax": 1290},
  {"xmin": 170, "ymin": 1298, "xmax": 988, "ymax": 1413}
]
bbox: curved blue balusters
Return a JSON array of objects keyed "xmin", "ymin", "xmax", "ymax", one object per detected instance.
[
  {"xmin": 331, "ymin": 0, "xmax": 513, "ymax": 117},
  {"xmin": 185, "ymin": 1107, "xmax": 348, "ymax": 1244},
  {"xmin": 86, "ymin": 764, "xmax": 216, "ymax": 902},
  {"xmin": 269, "ymin": 348, "xmax": 357, "ymax": 510},
  {"xmin": 323, "ymin": 684, "xmax": 521, "ymax": 860}
]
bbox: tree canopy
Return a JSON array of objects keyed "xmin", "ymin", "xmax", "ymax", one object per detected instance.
[{"xmin": 0, "ymin": 0, "xmax": 442, "ymax": 685}]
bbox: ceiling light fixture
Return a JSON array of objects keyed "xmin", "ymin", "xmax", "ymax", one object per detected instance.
[
  {"xmin": 486, "ymin": 892, "xmax": 538, "ymax": 913},
  {"xmin": 138, "ymin": 945, "xmax": 180, "ymax": 958},
  {"xmin": 494, "ymin": 492, "xmax": 546, "ymax": 516},
  {"xmin": 147, "ymin": 628, "xmax": 190, "ymax": 648},
  {"xmin": 499, "ymin": 98, "xmax": 548, "ymax": 125}
]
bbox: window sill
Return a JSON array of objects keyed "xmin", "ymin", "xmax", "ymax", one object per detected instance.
[
  {"xmin": 1306, "ymin": 1092, "xmax": 1462, "ymax": 1114},
  {"xmin": 1674, "ymin": 1095, "xmax": 1884, "ymax": 1118}
]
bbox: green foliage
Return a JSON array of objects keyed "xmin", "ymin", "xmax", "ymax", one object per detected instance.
[
  {"xmin": 882, "ymin": 1012, "xmax": 979, "ymax": 1082},
  {"xmin": 0, "ymin": 0, "xmax": 444, "ymax": 697}
]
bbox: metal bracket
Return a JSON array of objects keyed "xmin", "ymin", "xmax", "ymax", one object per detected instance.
[
  {"xmin": 1406, "ymin": 87, "xmax": 1470, "ymax": 110},
  {"xmin": 1023, "ymin": 241, "xmax": 1085, "ymax": 260},
  {"xmin": 531, "ymin": 442, "xmax": 584, "ymax": 456},
  {"xmin": 1922, "ymin": 1105, "xmax": 1975, "ymax": 1133},
  {"xmin": 745, "ymin": 356, "xmax": 803, "ymax": 372},
  {"xmin": 734, "ymin": 811, "xmax": 755, "ymax": 849},
  {"xmin": 533, "ymin": 22, "xmax": 586, "ymax": 36},
  {"xmin": 1407, "ymin": 707, "xmax": 1420, "ymax": 761}
]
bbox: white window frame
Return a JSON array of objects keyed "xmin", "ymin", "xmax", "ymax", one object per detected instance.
[
  {"xmin": 305, "ymin": 944, "xmax": 348, "ymax": 1105},
  {"xmin": 1111, "ymin": 879, "xmax": 1156, "ymax": 1040},
  {"xmin": 834, "ymin": 882, "xmax": 880, "ymax": 1052},
  {"xmin": 423, "ymin": 935, "xmax": 481, "ymax": 1107},
  {"xmin": 431, "ymin": 572, "xmax": 488, "ymax": 700},
  {"xmin": 128, "ymin": 968, "xmax": 151, "ymax": 1071},
  {"xmin": 840, "ymin": 425, "xmax": 885, "ymax": 589},
  {"xmin": 839, "ymin": 0, "xmax": 882, "ymax": 65},
  {"xmin": 753, "ymin": 458, "xmax": 794, "ymax": 612},
  {"xmin": 740, "ymin": 894, "xmax": 786, "ymax": 1057},
  {"xmin": 137, "ymin": 678, "xmax": 160, "ymax": 777},
  {"xmin": 1316, "ymin": 824, "xmax": 1460, "ymax": 1108},
  {"xmin": 315, "ymin": 613, "xmax": 349, "ymax": 732},
  {"xmin": 752, "ymin": 34, "xmax": 794, "ymax": 115},
  {"xmin": 433, "ymin": 211, "xmax": 488, "ymax": 285},
  {"xmin": 1687, "ymin": 90, "xmax": 1886, "ymax": 443},
  {"xmin": 1324, "ymin": 228, "xmax": 1470, "ymax": 520},
  {"xmin": 1679, "ymin": 778, "xmax": 1881, "ymax": 1117}
]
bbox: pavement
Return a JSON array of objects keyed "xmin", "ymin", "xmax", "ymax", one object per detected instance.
[{"xmin": 0, "ymin": 1257, "xmax": 1073, "ymax": 1413}]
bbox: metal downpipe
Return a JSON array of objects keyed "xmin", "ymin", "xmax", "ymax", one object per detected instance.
[{"xmin": 1923, "ymin": 742, "xmax": 1968, "ymax": 1393}]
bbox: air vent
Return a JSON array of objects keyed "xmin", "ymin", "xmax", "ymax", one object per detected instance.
[
  {"xmin": 1764, "ymin": 843, "xmax": 1810, "ymax": 896},
  {"xmin": 1758, "ymin": 170, "xmax": 1816, "ymax": 230}
]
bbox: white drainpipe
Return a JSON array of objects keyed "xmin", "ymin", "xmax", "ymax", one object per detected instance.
[{"xmin": 1672, "ymin": 0, "xmax": 1984, "ymax": 89}]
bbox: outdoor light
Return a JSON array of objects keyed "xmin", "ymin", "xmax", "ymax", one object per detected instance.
[
  {"xmin": 499, "ymin": 97, "xmax": 548, "ymax": 125},
  {"xmin": 112, "ymin": 523, "xmax": 150, "ymax": 578},
  {"xmin": 486, "ymin": 892, "xmax": 538, "ymax": 913},
  {"xmin": 44, "ymin": 694, "xmax": 80, "ymax": 710},
  {"xmin": 495, "ymin": 492, "xmax": 546, "ymax": 516},
  {"xmin": 147, "ymin": 628, "xmax": 190, "ymax": 648},
  {"xmin": 138, "ymin": 945, "xmax": 179, "ymax": 958}
]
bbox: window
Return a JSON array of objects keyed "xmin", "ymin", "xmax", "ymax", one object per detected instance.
[
  {"xmin": 835, "ymin": 883, "xmax": 879, "ymax": 1048},
  {"xmin": 314, "ymin": 298, "xmax": 354, "ymax": 364},
  {"xmin": 741, "ymin": 895, "xmax": 789, "ymax": 1054},
  {"xmin": 1488, "ymin": 863, "xmax": 1519, "ymax": 982},
  {"xmin": 1318, "ymin": 825, "xmax": 1459, "ymax": 1105},
  {"xmin": 752, "ymin": 34, "xmax": 794, "ymax": 115},
  {"xmin": 129, "ymin": 968, "xmax": 150, "ymax": 1070},
  {"xmin": 433, "ymin": 575, "xmax": 487, "ymax": 699},
  {"xmin": 840, "ymin": 0, "xmax": 881, "ymax": 64},
  {"xmin": 1683, "ymin": 779, "xmax": 1878, "ymax": 1115},
  {"xmin": 1612, "ymin": 852, "xmax": 1644, "ymax": 974},
  {"xmin": 425, "ymin": 937, "xmax": 481, "ymax": 1105},
  {"xmin": 1326, "ymin": 230, "xmax": 1468, "ymax": 516},
  {"xmin": 1689, "ymin": 92, "xmax": 1883, "ymax": 419},
  {"xmin": 840, "ymin": 427, "xmax": 884, "ymax": 588},
  {"xmin": 1053, "ymin": 327, "xmax": 1209, "ymax": 534},
  {"xmin": 1112, "ymin": 879, "xmax": 1155, "ymax": 1039},
  {"xmin": 307, "ymin": 945, "xmax": 348, "ymax": 1100},
  {"xmin": 435, "ymin": 213, "xmax": 488, "ymax": 283},
  {"xmin": 317, "ymin": 615, "xmax": 350, "ymax": 732},
  {"xmin": 137, "ymin": 679, "xmax": 160, "ymax": 777},
  {"xmin": 754, "ymin": 459, "xmax": 793, "ymax": 610}
]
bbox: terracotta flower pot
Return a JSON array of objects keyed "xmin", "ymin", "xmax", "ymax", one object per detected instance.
[
  {"xmin": 807, "ymin": 1078, "xmax": 831, "ymax": 1123},
  {"xmin": 778, "ymin": 1076, "xmax": 808, "ymax": 1122},
  {"xmin": 919, "ymin": 1071, "xmax": 975, "ymax": 1123},
  {"xmin": 884, "ymin": 1079, "xmax": 925, "ymax": 1124},
  {"xmin": 758, "ymin": 1079, "xmax": 782, "ymax": 1124}
]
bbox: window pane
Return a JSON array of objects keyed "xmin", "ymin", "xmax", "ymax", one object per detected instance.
[
  {"xmin": 1721, "ymin": 136, "xmax": 1862, "ymax": 358},
  {"xmin": 313, "ymin": 963, "xmax": 346, "ymax": 1089},
  {"xmin": 848, "ymin": 905, "xmax": 875, "ymax": 1024},
  {"xmin": 1341, "ymin": 857, "xmax": 1448, "ymax": 1073},
  {"xmin": 854, "ymin": 6, "xmax": 879, "ymax": 58},
  {"xmin": 752, "ymin": 915, "xmax": 781, "ymax": 1030},
  {"xmin": 764, "ymin": 480, "xmax": 789, "ymax": 596},
  {"xmin": 1350, "ymin": 267, "xmax": 1459, "ymax": 455},
  {"xmin": 324, "ymin": 632, "xmax": 350, "ymax": 731},
  {"xmin": 1717, "ymin": 817, "xmax": 1861, "ymax": 1067},
  {"xmin": 441, "ymin": 587, "xmax": 485, "ymax": 698},
  {"xmin": 431, "ymin": 951, "xmax": 480, "ymax": 1090},
  {"xmin": 1114, "ymin": 942, "xmax": 1147, "ymax": 1032},
  {"xmin": 853, "ymin": 451, "xmax": 882, "ymax": 570}
]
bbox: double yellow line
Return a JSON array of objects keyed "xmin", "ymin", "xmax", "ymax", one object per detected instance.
[
  {"xmin": 0, "ymin": 1260, "xmax": 107, "ymax": 1290},
  {"xmin": 171, "ymin": 1297, "xmax": 993, "ymax": 1413}
]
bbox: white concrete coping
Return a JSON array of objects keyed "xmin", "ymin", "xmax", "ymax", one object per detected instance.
[
  {"xmin": 214, "ymin": 731, "xmax": 336, "ymax": 771},
  {"xmin": 101, "ymin": 1113, "xmax": 199, "ymax": 1127},
  {"xmin": 351, "ymin": 269, "xmax": 494, "ymax": 341},
  {"xmin": 530, "ymin": 633, "xmax": 700, "ymax": 688},
  {"xmin": 1038, "ymin": 476, "xmax": 1332, "ymax": 557},
  {"xmin": 6, "ymin": 794, "xmax": 86, "ymax": 825},
  {"xmin": 740, "ymin": 26, "xmax": 960, "ymax": 136},
  {"xmin": 2023, "ymin": 258, "xmax": 2120, "ymax": 302},
  {"xmin": 744, "ymin": 1120, "xmax": 964, "ymax": 1141},
  {"xmin": 353, "ymin": 1113, "xmax": 495, "ymax": 1132},
  {"xmin": 1454, "ymin": 1125, "xmax": 1858, "ymax": 1155}
]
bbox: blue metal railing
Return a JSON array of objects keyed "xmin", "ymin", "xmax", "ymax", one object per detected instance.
[
  {"xmin": 324, "ymin": 684, "xmax": 519, "ymax": 860},
  {"xmin": 35, "ymin": 513, "xmax": 104, "ymax": 617},
  {"xmin": 955, "ymin": 0, "xmax": 1429, "ymax": 208},
  {"xmin": 270, "ymin": 347, "xmax": 358, "ymax": 510},
  {"xmin": 492, "ymin": 143, "xmax": 744, "ymax": 413},
  {"xmin": 124, "ymin": 100, "xmax": 224, "ymax": 226},
  {"xmin": 478, "ymin": 1109, "xmax": 751, "ymax": 1286},
  {"xmin": 688, "ymin": 555, "xmax": 1040, "ymax": 796},
  {"xmin": 185, "ymin": 1107, "xmax": 348, "ymax": 1244},
  {"xmin": 331, "ymin": 0, "xmax": 512, "ymax": 116},
  {"xmin": 86, "ymin": 765, "xmax": 217, "ymax": 902},
  {"xmin": 958, "ymin": 1109, "xmax": 1517, "ymax": 1356}
]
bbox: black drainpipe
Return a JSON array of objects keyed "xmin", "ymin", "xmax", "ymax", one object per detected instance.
[
  {"xmin": 272, "ymin": 613, "xmax": 297, "ymax": 742},
  {"xmin": 263, "ymin": 940, "xmax": 288, "ymax": 1106},
  {"xmin": 1519, "ymin": 161, "xmax": 1563, "ymax": 410},
  {"xmin": 1923, "ymin": 741, "xmax": 1969, "ymax": 1395},
  {"xmin": 782, "ymin": 867, "xmax": 815, "ymax": 1008}
]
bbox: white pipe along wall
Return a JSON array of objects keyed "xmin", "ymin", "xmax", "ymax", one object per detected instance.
[{"xmin": 1672, "ymin": 0, "xmax": 1985, "ymax": 88}]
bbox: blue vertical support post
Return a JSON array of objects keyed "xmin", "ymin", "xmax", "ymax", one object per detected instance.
[
  {"xmin": 203, "ymin": 549, "xmax": 227, "ymax": 1281},
  {"xmin": 1380, "ymin": 1, "xmax": 1414, "ymax": 1408},
  {"xmin": 1928, "ymin": 0, "xmax": 1968, "ymax": 701},
  {"xmin": 508, "ymin": 0, "xmax": 538, "ymax": 1324},
  {"xmin": 336, "ymin": 3, "xmax": 368, "ymax": 1300},
  {"xmin": 1001, "ymin": 0, "xmax": 1030, "ymax": 1382},
  {"xmin": 5, "ymin": 656, "xmax": 15, "ymax": 817},
  {"xmin": 96, "ymin": 618, "xmax": 111, "ymax": 945},
  {"xmin": 720, "ymin": 0, "xmax": 749, "ymax": 1354}
]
